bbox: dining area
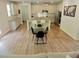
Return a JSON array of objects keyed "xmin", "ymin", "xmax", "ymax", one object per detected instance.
[{"xmin": 28, "ymin": 20, "xmax": 50, "ymax": 44}]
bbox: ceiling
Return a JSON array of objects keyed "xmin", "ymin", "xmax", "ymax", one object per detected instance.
[{"xmin": 8, "ymin": 0, "xmax": 63, "ymax": 4}]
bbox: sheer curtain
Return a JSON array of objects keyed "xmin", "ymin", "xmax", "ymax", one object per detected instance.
[{"xmin": 7, "ymin": 2, "xmax": 14, "ymax": 16}]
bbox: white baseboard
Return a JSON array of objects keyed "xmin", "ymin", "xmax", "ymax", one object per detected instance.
[
  {"xmin": 0, "ymin": 28, "xmax": 11, "ymax": 39},
  {"xmin": 60, "ymin": 28, "xmax": 79, "ymax": 40}
]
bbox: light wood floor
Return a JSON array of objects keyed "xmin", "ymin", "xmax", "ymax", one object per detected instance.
[{"xmin": 0, "ymin": 22, "xmax": 79, "ymax": 55}]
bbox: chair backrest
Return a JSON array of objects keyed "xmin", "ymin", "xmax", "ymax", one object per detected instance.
[
  {"xmin": 37, "ymin": 24, "xmax": 42, "ymax": 27},
  {"xmin": 31, "ymin": 27, "xmax": 35, "ymax": 34},
  {"xmin": 46, "ymin": 27, "xmax": 48, "ymax": 31},
  {"xmin": 36, "ymin": 31, "xmax": 44, "ymax": 38},
  {"xmin": 45, "ymin": 27, "xmax": 48, "ymax": 34}
]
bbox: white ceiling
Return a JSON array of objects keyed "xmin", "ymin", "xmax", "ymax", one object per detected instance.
[{"xmin": 9, "ymin": 0, "xmax": 63, "ymax": 4}]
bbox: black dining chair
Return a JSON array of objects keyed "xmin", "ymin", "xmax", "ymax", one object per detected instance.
[
  {"xmin": 37, "ymin": 24, "xmax": 42, "ymax": 27},
  {"xmin": 44, "ymin": 27, "xmax": 48, "ymax": 42},
  {"xmin": 36, "ymin": 31, "xmax": 44, "ymax": 44},
  {"xmin": 31, "ymin": 27, "xmax": 37, "ymax": 40}
]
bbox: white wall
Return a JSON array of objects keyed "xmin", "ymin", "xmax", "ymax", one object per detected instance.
[
  {"xmin": 0, "ymin": 0, "xmax": 10, "ymax": 37},
  {"xmin": 60, "ymin": 0, "xmax": 79, "ymax": 40},
  {"xmin": 13, "ymin": 3, "xmax": 19, "ymax": 15},
  {"xmin": 75, "ymin": 3, "xmax": 79, "ymax": 38},
  {"xmin": 7, "ymin": 2, "xmax": 22, "ymax": 30},
  {"xmin": 56, "ymin": 2, "xmax": 63, "ymax": 11},
  {"xmin": 31, "ymin": 4, "xmax": 57, "ymax": 14}
]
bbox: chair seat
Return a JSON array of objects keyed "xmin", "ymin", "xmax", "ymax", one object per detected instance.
[{"xmin": 36, "ymin": 31, "xmax": 44, "ymax": 38}]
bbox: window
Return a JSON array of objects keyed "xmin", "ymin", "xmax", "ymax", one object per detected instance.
[{"xmin": 7, "ymin": 3, "xmax": 14, "ymax": 16}]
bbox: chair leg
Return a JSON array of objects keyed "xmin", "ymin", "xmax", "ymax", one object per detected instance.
[
  {"xmin": 37, "ymin": 38, "xmax": 39, "ymax": 44},
  {"xmin": 45, "ymin": 34, "xmax": 47, "ymax": 39},
  {"xmin": 45, "ymin": 38, "xmax": 47, "ymax": 43},
  {"xmin": 33, "ymin": 35, "xmax": 34, "ymax": 39},
  {"xmin": 32, "ymin": 35, "xmax": 34, "ymax": 41},
  {"xmin": 45, "ymin": 34, "xmax": 47, "ymax": 43},
  {"xmin": 42, "ymin": 38, "xmax": 44, "ymax": 43}
]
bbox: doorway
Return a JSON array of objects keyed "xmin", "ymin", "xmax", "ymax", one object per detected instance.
[
  {"xmin": 55, "ymin": 11, "xmax": 62, "ymax": 27},
  {"xmin": 20, "ymin": 5, "xmax": 29, "ymax": 22}
]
